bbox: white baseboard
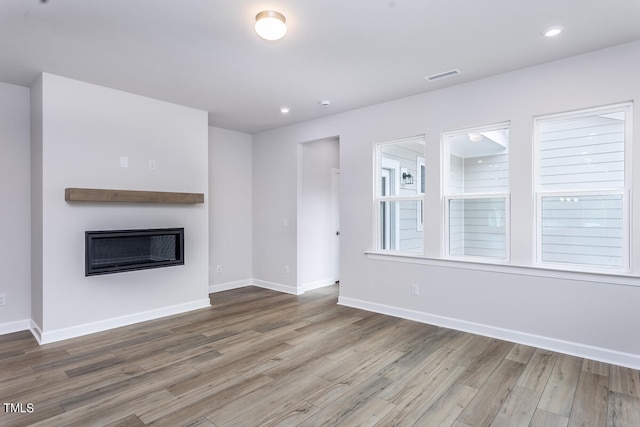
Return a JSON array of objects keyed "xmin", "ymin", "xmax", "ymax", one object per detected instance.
[
  {"xmin": 338, "ymin": 296, "xmax": 640, "ymax": 371},
  {"xmin": 38, "ymin": 298, "xmax": 211, "ymax": 344},
  {"xmin": 0, "ymin": 319, "xmax": 32, "ymax": 336},
  {"xmin": 209, "ymin": 279, "xmax": 253, "ymax": 294},
  {"xmin": 253, "ymin": 279, "xmax": 301, "ymax": 295},
  {"xmin": 209, "ymin": 279, "xmax": 299, "ymax": 295},
  {"xmin": 299, "ymin": 278, "xmax": 337, "ymax": 293},
  {"xmin": 209, "ymin": 278, "xmax": 336, "ymax": 296},
  {"xmin": 30, "ymin": 320, "xmax": 43, "ymax": 344}
]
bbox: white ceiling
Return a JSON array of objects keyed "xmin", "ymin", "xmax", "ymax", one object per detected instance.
[
  {"xmin": 450, "ymin": 129, "xmax": 509, "ymax": 159},
  {"xmin": 1, "ymin": 1, "xmax": 639, "ymax": 134}
]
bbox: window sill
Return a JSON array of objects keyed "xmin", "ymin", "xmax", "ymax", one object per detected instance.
[{"xmin": 365, "ymin": 251, "xmax": 640, "ymax": 287}]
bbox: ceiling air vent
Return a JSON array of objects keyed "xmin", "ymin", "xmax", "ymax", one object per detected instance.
[{"xmin": 425, "ymin": 69, "xmax": 461, "ymax": 82}]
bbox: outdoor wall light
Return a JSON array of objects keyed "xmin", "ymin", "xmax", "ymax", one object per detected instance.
[{"xmin": 402, "ymin": 171, "xmax": 414, "ymax": 185}]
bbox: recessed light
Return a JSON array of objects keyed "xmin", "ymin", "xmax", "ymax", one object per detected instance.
[
  {"xmin": 280, "ymin": 107, "xmax": 290, "ymax": 114},
  {"xmin": 542, "ymin": 25, "xmax": 564, "ymax": 37},
  {"xmin": 468, "ymin": 133, "xmax": 483, "ymax": 142},
  {"xmin": 319, "ymin": 100, "xmax": 331, "ymax": 107}
]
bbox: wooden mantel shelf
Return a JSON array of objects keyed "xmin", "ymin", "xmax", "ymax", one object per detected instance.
[{"xmin": 65, "ymin": 188, "xmax": 204, "ymax": 204}]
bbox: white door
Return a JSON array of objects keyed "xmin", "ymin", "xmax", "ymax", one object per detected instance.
[{"xmin": 330, "ymin": 168, "xmax": 340, "ymax": 282}]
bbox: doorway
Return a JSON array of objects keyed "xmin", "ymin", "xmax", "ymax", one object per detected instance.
[{"xmin": 297, "ymin": 137, "xmax": 340, "ymax": 292}]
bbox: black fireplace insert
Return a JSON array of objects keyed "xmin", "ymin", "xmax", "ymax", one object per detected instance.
[{"xmin": 85, "ymin": 228, "xmax": 184, "ymax": 276}]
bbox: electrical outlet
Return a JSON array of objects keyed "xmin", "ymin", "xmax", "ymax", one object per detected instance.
[
  {"xmin": 216, "ymin": 265, "xmax": 222, "ymax": 273},
  {"xmin": 149, "ymin": 159, "xmax": 156, "ymax": 170},
  {"xmin": 284, "ymin": 265, "xmax": 290, "ymax": 275},
  {"xmin": 0, "ymin": 294, "xmax": 6, "ymax": 305},
  {"xmin": 411, "ymin": 284, "xmax": 419, "ymax": 296}
]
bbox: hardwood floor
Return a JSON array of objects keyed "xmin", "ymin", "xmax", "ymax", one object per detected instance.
[{"xmin": 1, "ymin": 285, "xmax": 639, "ymax": 426}]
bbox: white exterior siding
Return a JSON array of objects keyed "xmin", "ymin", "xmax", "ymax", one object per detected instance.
[
  {"xmin": 540, "ymin": 194, "xmax": 624, "ymax": 268},
  {"xmin": 449, "ymin": 198, "xmax": 507, "ymax": 259},
  {"xmin": 539, "ymin": 117, "xmax": 624, "ymax": 190},
  {"xmin": 447, "ymin": 131, "xmax": 509, "ymax": 259},
  {"xmin": 463, "ymin": 154, "xmax": 509, "ymax": 193},
  {"xmin": 536, "ymin": 104, "xmax": 630, "ymax": 270}
]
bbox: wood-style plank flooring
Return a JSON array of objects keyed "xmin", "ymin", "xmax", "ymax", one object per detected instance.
[{"xmin": 1, "ymin": 285, "xmax": 639, "ymax": 426}]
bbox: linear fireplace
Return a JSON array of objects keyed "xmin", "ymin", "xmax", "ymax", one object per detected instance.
[{"xmin": 85, "ymin": 228, "xmax": 184, "ymax": 276}]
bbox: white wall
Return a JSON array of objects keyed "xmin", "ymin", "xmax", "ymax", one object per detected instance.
[
  {"xmin": 208, "ymin": 126, "xmax": 253, "ymax": 291},
  {"xmin": 0, "ymin": 82, "xmax": 31, "ymax": 332},
  {"xmin": 253, "ymin": 135, "xmax": 299, "ymax": 293},
  {"xmin": 252, "ymin": 41, "xmax": 640, "ymax": 368},
  {"xmin": 298, "ymin": 137, "xmax": 339, "ymax": 291},
  {"xmin": 30, "ymin": 77, "xmax": 43, "ymax": 330},
  {"xmin": 31, "ymin": 73, "xmax": 210, "ymax": 342}
]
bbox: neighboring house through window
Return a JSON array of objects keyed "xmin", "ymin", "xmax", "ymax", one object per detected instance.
[
  {"xmin": 375, "ymin": 136, "xmax": 425, "ymax": 254},
  {"xmin": 442, "ymin": 124, "xmax": 510, "ymax": 260},
  {"xmin": 534, "ymin": 103, "xmax": 632, "ymax": 271},
  {"xmin": 371, "ymin": 103, "xmax": 634, "ymax": 278}
]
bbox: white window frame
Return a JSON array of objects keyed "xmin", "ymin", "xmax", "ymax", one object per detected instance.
[
  {"xmin": 380, "ymin": 157, "xmax": 400, "ymax": 250},
  {"xmin": 374, "ymin": 136, "xmax": 425, "ymax": 254},
  {"xmin": 533, "ymin": 102, "xmax": 633, "ymax": 273},
  {"xmin": 417, "ymin": 156, "xmax": 425, "ymax": 232},
  {"xmin": 442, "ymin": 122, "xmax": 511, "ymax": 262}
]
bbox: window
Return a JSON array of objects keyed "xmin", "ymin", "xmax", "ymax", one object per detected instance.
[
  {"xmin": 443, "ymin": 124, "xmax": 510, "ymax": 260},
  {"xmin": 417, "ymin": 156, "xmax": 425, "ymax": 232},
  {"xmin": 535, "ymin": 103, "xmax": 631, "ymax": 271},
  {"xmin": 375, "ymin": 136, "xmax": 425, "ymax": 253}
]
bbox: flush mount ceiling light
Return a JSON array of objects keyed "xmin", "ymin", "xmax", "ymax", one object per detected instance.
[
  {"xmin": 255, "ymin": 10, "xmax": 287, "ymax": 41},
  {"xmin": 542, "ymin": 25, "xmax": 564, "ymax": 37},
  {"xmin": 280, "ymin": 107, "xmax": 290, "ymax": 114}
]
